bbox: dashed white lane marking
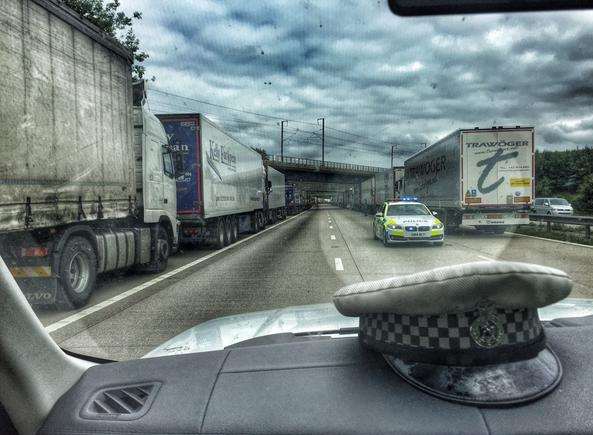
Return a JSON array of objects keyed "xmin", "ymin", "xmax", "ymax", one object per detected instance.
[
  {"xmin": 46, "ymin": 211, "xmax": 307, "ymax": 333},
  {"xmin": 329, "ymin": 225, "xmax": 334, "ymax": 229},
  {"xmin": 477, "ymin": 255, "xmax": 494, "ymax": 261},
  {"xmin": 330, "ymin": 235, "xmax": 336, "ymax": 240},
  {"xmin": 335, "ymin": 258, "xmax": 344, "ymax": 271}
]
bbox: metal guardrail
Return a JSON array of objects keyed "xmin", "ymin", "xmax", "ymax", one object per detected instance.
[
  {"xmin": 529, "ymin": 213, "xmax": 593, "ymax": 239},
  {"xmin": 268, "ymin": 155, "xmax": 386, "ymax": 174}
]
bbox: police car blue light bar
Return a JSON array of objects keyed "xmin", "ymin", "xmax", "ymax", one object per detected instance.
[{"xmin": 395, "ymin": 195, "xmax": 419, "ymax": 202}]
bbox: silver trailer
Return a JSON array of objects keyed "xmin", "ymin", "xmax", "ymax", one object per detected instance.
[
  {"xmin": 358, "ymin": 167, "xmax": 404, "ymax": 214},
  {"xmin": 0, "ymin": 0, "xmax": 178, "ymax": 307},
  {"xmin": 404, "ymin": 127, "xmax": 534, "ymax": 232},
  {"xmin": 265, "ymin": 166, "xmax": 287, "ymax": 222}
]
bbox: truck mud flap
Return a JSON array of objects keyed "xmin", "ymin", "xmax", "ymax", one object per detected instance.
[{"xmin": 16, "ymin": 276, "xmax": 59, "ymax": 306}]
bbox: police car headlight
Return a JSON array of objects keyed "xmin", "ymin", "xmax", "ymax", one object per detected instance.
[
  {"xmin": 386, "ymin": 224, "xmax": 402, "ymax": 230},
  {"xmin": 432, "ymin": 223, "xmax": 444, "ymax": 230}
]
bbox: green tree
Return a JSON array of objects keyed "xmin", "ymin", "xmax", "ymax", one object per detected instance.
[
  {"xmin": 64, "ymin": 0, "xmax": 148, "ymax": 80},
  {"xmin": 576, "ymin": 174, "xmax": 593, "ymax": 212},
  {"xmin": 535, "ymin": 176, "xmax": 553, "ymax": 197}
]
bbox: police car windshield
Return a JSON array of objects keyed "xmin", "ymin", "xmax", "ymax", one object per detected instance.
[{"xmin": 387, "ymin": 204, "xmax": 431, "ymax": 216}]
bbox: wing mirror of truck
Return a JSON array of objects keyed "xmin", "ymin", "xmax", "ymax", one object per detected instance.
[{"xmin": 172, "ymin": 151, "xmax": 185, "ymax": 178}]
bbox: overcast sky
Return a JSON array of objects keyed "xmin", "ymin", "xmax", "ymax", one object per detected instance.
[{"xmin": 121, "ymin": 0, "xmax": 593, "ymax": 167}]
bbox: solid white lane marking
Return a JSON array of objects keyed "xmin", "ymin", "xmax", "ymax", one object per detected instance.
[
  {"xmin": 505, "ymin": 231, "xmax": 593, "ymax": 249},
  {"xmin": 335, "ymin": 258, "xmax": 344, "ymax": 271},
  {"xmin": 46, "ymin": 211, "xmax": 308, "ymax": 333},
  {"xmin": 477, "ymin": 255, "xmax": 494, "ymax": 261},
  {"xmin": 330, "ymin": 235, "xmax": 336, "ymax": 240}
]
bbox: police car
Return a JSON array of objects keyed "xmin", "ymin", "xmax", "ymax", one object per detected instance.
[{"xmin": 372, "ymin": 196, "xmax": 444, "ymax": 246}]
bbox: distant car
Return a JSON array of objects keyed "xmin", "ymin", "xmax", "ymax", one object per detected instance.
[
  {"xmin": 533, "ymin": 198, "xmax": 574, "ymax": 215},
  {"xmin": 373, "ymin": 198, "xmax": 444, "ymax": 246}
]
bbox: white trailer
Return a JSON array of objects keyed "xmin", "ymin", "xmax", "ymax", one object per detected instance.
[
  {"xmin": 0, "ymin": 0, "xmax": 179, "ymax": 307},
  {"xmin": 158, "ymin": 113, "xmax": 271, "ymax": 248},
  {"xmin": 404, "ymin": 127, "xmax": 534, "ymax": 232},
  {"xmin": 265, "ymin": 166, "xmax": 287, "ymax": 222},
  {"xmin": 358, "ymin": 167, "xmax": 405, "ymax": 214}
]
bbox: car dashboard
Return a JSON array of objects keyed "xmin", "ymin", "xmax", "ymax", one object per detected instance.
[{"xmin": 32, "ymin": 315, "xmax": 593, "ymax": 435}]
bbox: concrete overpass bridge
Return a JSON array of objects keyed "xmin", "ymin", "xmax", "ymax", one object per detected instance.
[{"xmin": 266, "ymin": 155, "xmax": 388, "ymax": 204}]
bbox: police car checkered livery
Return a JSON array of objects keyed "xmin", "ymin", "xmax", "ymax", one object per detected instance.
[{"xmin": 373, "ymin": 197, "xmax": 444, "ymax": 246}]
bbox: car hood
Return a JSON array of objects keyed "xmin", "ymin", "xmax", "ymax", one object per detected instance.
[{"xmin": 144, "ymin": 298, "xmax": 593, "ymax": 358}]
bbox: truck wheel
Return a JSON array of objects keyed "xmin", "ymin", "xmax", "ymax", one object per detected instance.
[
  {"xmin": 250, "ymin": 212, "xmax": 259, "ymax": 233},
  {"xmin": 258, "ymin": 211, "xmax": 265, "ymax": 230},
  {"xmin": 214, "ymin": 218, "xmax": 226, "ymax": 248},
  {"xmin": 231, "ymin": 216, "xmax": 239, "ymax": 242},
  {"xmin": 224, "ymin": 217, "xmax": 232, "ymax": 246},
  {"xmin": 58, "ymin": 236, "xmax": 97, "ymax": 308},
  {"xmin": 147, "ymin": 225, "xmax": 170, "ymax": 273}
]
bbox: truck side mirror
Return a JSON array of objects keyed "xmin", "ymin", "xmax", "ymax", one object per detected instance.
[{"xmin": 172, "ymin": 151, "xmax": 185, "ymax": 178}]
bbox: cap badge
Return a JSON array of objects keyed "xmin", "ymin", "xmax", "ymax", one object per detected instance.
[{"xmin": 470, "ymin": 302, "xmax": 503, "ymax": 348}]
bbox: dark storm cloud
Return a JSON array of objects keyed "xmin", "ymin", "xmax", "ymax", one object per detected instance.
[{"xmin": 122, "ymin": 1, "xmax": 593, "ymax": 165}]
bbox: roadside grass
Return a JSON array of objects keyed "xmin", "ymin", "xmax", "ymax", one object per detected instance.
[{"xmin": 510, "ymin": 222, "xmax": 593, "ymax": 246}]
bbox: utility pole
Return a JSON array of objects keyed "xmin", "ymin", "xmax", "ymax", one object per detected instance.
[
  {"xmin": 390, "ymin": 144, "xmax": 397, "ymax": 169},
  {"xmin": 280, "ymin": 120, "xmax": 287, "ymax": 162},
  {"xmin": 317, "ymin": 117, "xmax": 325, "ymax": 166}
]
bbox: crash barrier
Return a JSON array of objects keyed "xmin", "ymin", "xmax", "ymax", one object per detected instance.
[{"xmin": 529, "ymin": 214, "xmax": 593, "ymax": 239}]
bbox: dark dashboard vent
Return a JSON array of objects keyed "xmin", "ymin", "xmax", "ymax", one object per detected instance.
[{"xmin": 82, "ymin": 382, "xmax": 161, "ymax": 420}]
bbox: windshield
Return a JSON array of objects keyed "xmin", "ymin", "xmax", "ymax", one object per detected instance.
[
  {"xmin": 387, "ymin": 204, "xmax": 431, "ymax": 216},
  {"xmin": 1, "ymin": 1, "xmax": 593, "ymax": 361}
]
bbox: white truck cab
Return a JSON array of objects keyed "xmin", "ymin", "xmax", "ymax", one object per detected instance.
[{"xmin": 134, "ymin": 105, "xmax": 179, "ymax": 247}]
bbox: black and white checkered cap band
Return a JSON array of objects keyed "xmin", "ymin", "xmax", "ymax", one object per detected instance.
[{"xmin": 360, "ymin": 307, "xmax": 544, "ymax": 365}]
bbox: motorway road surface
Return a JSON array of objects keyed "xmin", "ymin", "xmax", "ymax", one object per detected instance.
[{"xmin": 34, "ymin": 205, "xmax": 593, "ymax": 360}]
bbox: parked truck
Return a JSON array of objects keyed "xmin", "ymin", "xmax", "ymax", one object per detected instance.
[
  {"xmin": 359, "ymin": 167, "xmax": 405, "ymax": 214},
  {"xmin": 157, "ymin": 113, "xmax": 286, "ymax": 248},
  {"xmin": 264, "ymin": 166, "xmax": 287, "ymax": 223},
  {"xmin": 0, "ymin": 0, "xmax": 180, "ymax": 307},
  {"xmin": 403, "ymin": 127, "xmax": 534, "ymax": 232}
]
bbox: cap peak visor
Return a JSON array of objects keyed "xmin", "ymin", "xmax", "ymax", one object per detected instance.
[{"xmin": 384, "ymin": 346, "xmax": 562, "ymax": 406}]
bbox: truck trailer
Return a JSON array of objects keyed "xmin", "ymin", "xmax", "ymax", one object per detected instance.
[
  {"xmin": 359, "ymin": 167, "xmax": 405, "ymax": 214},
  {"xmin": 158, "ymin": 113, "xmax": 285, "ymax": 248},
  {"xmin": 264, "ymin": 166, "xmax": 287, "ymax": 223},
  {"xmin": 403, "ymin": 127, "xmax": 534, "ymax": 232},
  {"xmin": 0, "ymin": 0, "xmax": 179, "ymax": 307}
]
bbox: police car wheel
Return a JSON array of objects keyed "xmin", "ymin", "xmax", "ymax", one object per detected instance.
[
  {"xmin": 382, "ymin": 231, "xmax": 390, "ymax": 246},
  {"xmin": 372, "ymin": 223, "xmax": 378, "ymax": 239}
]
